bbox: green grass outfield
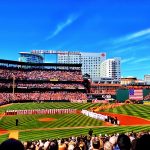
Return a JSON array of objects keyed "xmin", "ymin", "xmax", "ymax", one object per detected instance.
[
  {"xmin": 102, "ymin": 103, "xmax": 150, "ymax": 120},
  {"xmin": 0, "ymin": 102, "xmax": 101, "ymax": 113},
  {"xmin": 0, "ymin": 102, "xmax": 150, "ymax": 142}
]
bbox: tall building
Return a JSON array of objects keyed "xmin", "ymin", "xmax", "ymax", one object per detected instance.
[
  {"xmin": 144, "ymin": 75, "xmax": 150, "ymax": 85},
  {"xmin": 19, "ymin": 52, "xmax": 44, "ymax": 63},
  {"xmin": 57, "ymin": 52, "xmax": 106, "ymax": 79},
  {"xmin": 100, "ymin": 58, "xmax": 121, "ymax": 82}
]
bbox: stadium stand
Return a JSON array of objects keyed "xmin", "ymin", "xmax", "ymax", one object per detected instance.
[
  {"xmin": 144, "ymin": 93, "xmax": 150, "ymax": 100},
  {"xmin": 0, "ymin": 59, "xmax": 87, "ymax": 104},
  {"xmin": 0, "ymin": 131, "xmax": 149, "ymax": 150}
]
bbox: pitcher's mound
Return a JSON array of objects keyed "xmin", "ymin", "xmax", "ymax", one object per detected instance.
[{"xmin": 38, "ymin": 118, "xmax": 56, "ymax": 122}]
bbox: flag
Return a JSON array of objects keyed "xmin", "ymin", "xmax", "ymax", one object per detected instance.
[{"xmin": 129, "ymin": 89, "xmax": 143, "ymax": 100}]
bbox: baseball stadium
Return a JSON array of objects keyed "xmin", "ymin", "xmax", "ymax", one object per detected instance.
[{"xmin": 0, "ymin": 59, "xmax": 150, "ymax": 149}]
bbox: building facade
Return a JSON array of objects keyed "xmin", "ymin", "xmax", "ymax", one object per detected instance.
[
  {"xmin": 144, "ymin": 75, "xmax": 150, "ymax": 85},
  {"xmin": 121, "ymin": 76, "xmax": 137, "ymax": 85},
  {"xmin": 100, "ymin": 58, "xmax": 121, "ymax": 82},
  {"xmin": 19, "ymin": 52, "xmax": 44, "ymax": 63},
  {"xmin": 57, "ymin": 52, "xmax": 106, "ymax": 79}
]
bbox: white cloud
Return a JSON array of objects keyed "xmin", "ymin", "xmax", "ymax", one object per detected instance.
[
  {"xmin": 130, "ymin": 57, "xmax": 150, "ymax": 64},
  {"xmin": 115, "ymin": 46, "xmax": 136, "ymax": 53},
  {"xmin": 114, "ymin": 28, "xmax": 150, "ymax": 44},
  {"xmin": 124, "ymin": 65, "xmax": 150, "ymax": 72},
  {"xmin": 46, "ymin": 14, "xmax": 79, "ymax": 40},
  {"xmin": 121, "ymin": 57, "xmax": 135, "ymax": 63},
  {"xmin": 109, "ymin": 28, "xmax": 150, "ymax": 54},
  {"xmin": 115, "ymin": 45, "xmax": 149, "ymax": 54},
  {"xmin": 124, "ymin": 28, "xmax": 150, "ymax": 41}
]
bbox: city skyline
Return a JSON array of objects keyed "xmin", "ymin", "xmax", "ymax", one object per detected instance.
[{"xmin": 0, "ymin": 0, "xmax": 150, "ymax": 79}]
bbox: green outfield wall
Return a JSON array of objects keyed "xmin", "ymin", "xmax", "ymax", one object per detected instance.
[
  {"xmin": 116, "ymin": 89, "xmax": 129, "ymax": 102},
  {"xmin": 116, "ymin": 89, "xmax": 150, "ymax": 102}
]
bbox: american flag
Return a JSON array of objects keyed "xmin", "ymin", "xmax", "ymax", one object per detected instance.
[{"xmin": 129, "ymin": 89, "xmax": 143, "ymax": 100}]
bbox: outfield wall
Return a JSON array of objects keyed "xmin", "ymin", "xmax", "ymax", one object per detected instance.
[
  {"xmin": 116, "ymin": 89, "xmax": 129, "ymax": 102},
  {"xmin": 116, "ymin": 89, "xmax": 150, "ymax": 102},
  {"xmin": 143, "ymin": 89, "xmax": 150, "ymax": 97}
]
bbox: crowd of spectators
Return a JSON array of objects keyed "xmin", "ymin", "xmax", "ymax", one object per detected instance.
[
  {"xmin": 0, "ymin": 83, "xmax": 85, "ymax": 89},
  {"xmin": 143, "ymin": 93, "xmax": 150, "ymax": 100},
  {"xmin": 0, "ymin": 66, "xmax": 87, "ymax": 104},
  {"xmin": 0, "ymin": 69, "xmax": 83, "ymax": 81},
  {"xmin": 0, "ymin": 92, "xmax": 87, "ymax": 102},
  {"xmin": 90, "ymin": 89, "xmax": 116, "ymax": 95},
  {"xmin": 0, "ymin": 131, "xmax": 149, "ymax": 150}
]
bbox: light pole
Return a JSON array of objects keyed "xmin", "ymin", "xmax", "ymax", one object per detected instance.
[{"xmin": 12, "ymin": 74, "xmax": 15, "ymax": 98}]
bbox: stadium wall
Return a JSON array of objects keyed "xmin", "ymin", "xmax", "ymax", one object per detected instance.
[
  {"xmin": 116, "ymin": 89, "xmax": 150, "ymax": 102},
  {"xmin": 116, "ymin": 89, "xmax": 129, "ymax": 102},
  {"xmin": 143, "ymin": 89, "xmax": 150, "ymax": 97}
]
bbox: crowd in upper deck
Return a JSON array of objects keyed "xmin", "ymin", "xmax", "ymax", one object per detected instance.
[
  {"xmin": 0, "ymin": 68, "xmax": 83, "ymax": 81},
  {"xmin": 0, "ymin": 82, "xmax": 85, "ymax": 89}
]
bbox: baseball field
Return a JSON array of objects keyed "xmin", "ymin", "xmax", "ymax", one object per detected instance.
[{"xmin": 0, "ymin": 102, "xmax": 150, "ymax": 142}]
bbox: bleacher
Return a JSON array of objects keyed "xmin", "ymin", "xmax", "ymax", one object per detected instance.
[{"xmin": 0, "ymin": 59, "xmax": 87, "ymax": 104}]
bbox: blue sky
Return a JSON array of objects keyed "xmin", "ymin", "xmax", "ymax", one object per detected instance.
[{"xmin": 0, "ymin": 0, "xmax": 150, "ymax": 79}]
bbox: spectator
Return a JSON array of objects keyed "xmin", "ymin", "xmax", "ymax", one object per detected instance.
[
  {"xmin": 104, "ymin": 141, "xmax": 113, "ymax": 150},
  {"xmin": 136, "ymin": 134, "xmax": 150, "ymax": 150},
  {"xmin": 0, "ymin": 131, "xmax": 149, "ymax": 150},
  {"xmin": 116, "ymin": 134, "xmax": 131, "ymax": 150},
  {"xmin": 92, "ymin": 139, "xmax": 100, "ymax": 150},
  {"xmin": 0, "ymin": 138, "xmax": 24, "ymax": 150},
  {"xmin": 109, "ymin": 135, "xmax": 117, "ymax": 149},
  {"xmin": 88, "ymin": 129, "xmax": 93, "ymax": 137},
  {"xmin": 59, "ymin": 138, "xmax": 67, "ymax": 150}
]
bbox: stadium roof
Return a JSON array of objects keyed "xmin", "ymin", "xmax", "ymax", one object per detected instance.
[
  {"xmin": 19, "ymin": 52, "xmax": 44, "ymax": 60},
  {"xmin": 0, "ymin": 59, "xmax": 82, "ymax": 67}
]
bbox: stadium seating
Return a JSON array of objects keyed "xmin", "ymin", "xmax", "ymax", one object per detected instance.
[
  {"xmin": 0, "ymin": 131, "xmax": 149, "ymax": 150},
  {"xmin": 0, "ymin": 59, "xmax": 87, "ymax": 104}
]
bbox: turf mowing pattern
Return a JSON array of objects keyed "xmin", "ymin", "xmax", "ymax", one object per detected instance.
[
  {"xmin": 0, "ymin": 114, "xmax": 103, "ymax": 130},
  {"xmin": 102, "ymin": 104, "xmax": 150, "ymax": 120},
  {"xmin": 0, "ymin": 102, "xmax": 150, "ymax": 142},
  {"xmin": 19, "ymin": 125, "xmax": 150, "ymax": 141},
  {"xmin": 0, "ymin": 102, "xmax": 101, "ymax": 113}
]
